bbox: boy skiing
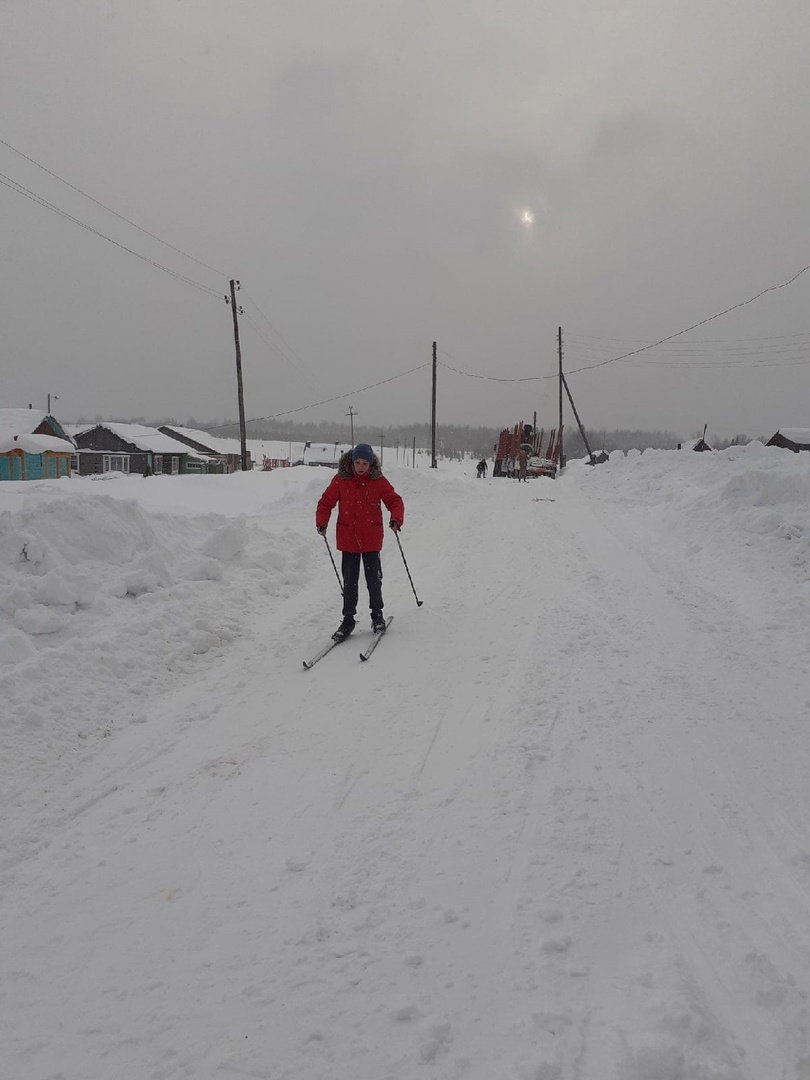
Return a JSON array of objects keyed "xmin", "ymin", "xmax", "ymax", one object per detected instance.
[{"xmin": 316, "ymin": 443, "xmax": 405, "ymax": 641}]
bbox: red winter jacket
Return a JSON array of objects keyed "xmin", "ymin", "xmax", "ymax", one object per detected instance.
[{"xmin": 316, "ymin": 452, "xmax": 405, "ymax": 553}]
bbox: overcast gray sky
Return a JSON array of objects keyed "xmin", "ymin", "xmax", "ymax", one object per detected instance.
[{"xmin": 2, "ymin": 0, "xmax": 808, "ymax": 440}]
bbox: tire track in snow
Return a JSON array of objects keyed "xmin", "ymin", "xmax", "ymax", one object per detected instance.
[{"xmin": 529, "ymin": 480, "xmax": 810, "ymax": 1078}]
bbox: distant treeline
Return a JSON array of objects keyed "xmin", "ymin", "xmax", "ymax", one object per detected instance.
[
  {"xmin": 209, "ymin": 419, "xmax": 502, "ymax": 460},
  {"xmin": 83, "ymin": 414, "xmax": 756, "ymax": 459}
]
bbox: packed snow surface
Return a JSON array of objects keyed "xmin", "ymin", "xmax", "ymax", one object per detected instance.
[{"xmin": 2, "ymin": 443, "xmax": 810, "ymax": 1080}]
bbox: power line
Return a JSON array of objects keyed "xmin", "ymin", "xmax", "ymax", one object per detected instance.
[
  {"xmin": 239, "ymin": 311, "xmax": 328, "ymax": 395},
  {"xmin": 0, "ymin": 171, "xmax": 223, "ymax": 298},
  {"xmin": 0, "ymin": 134, "xmax": 227, "ymax": 278},
  {"xmin": 567, "ymin": 330, "xmax": 810, "ymax": 344},
  {"xmin": 613, "ymin": 353, "xmax": 810, "ymax": 370},
  {"xmin": 239, "ymin": 286, "xmax": 327, "ymax": 394},
  {"xmin": 438, "ymin": 356, "xmax": 551, "ymax": 382},
  {"xmin": 564, "ymin": 338, "xmax": 810, "ymax": 366},
  {"xmin": 566, "ymin": 337, "xmax": 810, "ymax": 354},
  {"xmin": 565, "ymin": 263, "xmax": 810, "ymax": 376},
  {"xmin": 208, "ymin": 362, "xmax": 430, "ymax": 430},
  {"xmin": 434, "ymin": 262, "xmax": 810, "ymax": 383}
]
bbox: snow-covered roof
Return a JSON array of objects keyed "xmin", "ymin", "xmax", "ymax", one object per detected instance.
[
  {"xmin": 160, "ymin": 426, "xmax": 243, "ymax": 455},
  {"xmin": 249, "ymin": 439, "xmax": 307, "ymax": 461},
  {"xmin": 83, "ymin": 423, "xmax": 201, "ymax": 455},
  {"xmin": 0, "ymin": 408, "xmax": 50, "ymax": 440},
  {"xmin": 774, "ymin": 428, "xmax": 810, "ymax": 444},
  {"xmin": 0, "ymin": 433, "xmax": 75, "ymax": 455},
  {"xmin": 305, "ymin": 443, "xmax": 350, "ymax": 464}
]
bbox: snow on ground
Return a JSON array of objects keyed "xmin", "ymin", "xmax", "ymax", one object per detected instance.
[{"xmin": 2, "ymin": 445, "xmax": 810, "ymax": 1080}]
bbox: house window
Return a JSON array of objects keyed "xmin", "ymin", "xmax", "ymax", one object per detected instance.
[
  {"xmin": 153, "ymin": 456, "xmax": 163, "ymax": 474},
  {"xmin": 171, "ymin": 456, "xmax": 179, "ymax": 475},
  {"xmin": 103, "ymin": 455, "xmax": 129, "ymax": 473},
  {"xmin": 70, "ymin": 454, "xmax": 78, "ymax": 472}
]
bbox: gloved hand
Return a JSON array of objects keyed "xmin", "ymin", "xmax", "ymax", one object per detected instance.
[
  {"xmin": 389, "ymin": 520, "xmax": 402, "ymax": 532},
  {"xmin": 317, "ymin": 525, "xmax": 327, "ymax": 535}
]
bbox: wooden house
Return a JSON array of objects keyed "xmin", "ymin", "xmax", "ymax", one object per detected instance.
[
  {"xmin": 72, "ymin": 422, "xmax": 215, "ymax": 476},
  {"xmin": 158, "ymin": 426, "xmax": 246, "ymax": 472},
  {"xmin": 0, "ymin": 408, "xmax": 75, "ymax": 481},
  {"xmin": 303, "ymin": 442, "xmax": 350, "ymax": 468},
  {"xmin": 678, "ymin": 437, "xmax": 713, "ymax": 452},
  {"xmin": 766, "ymin": 429, "xmax": 810, "ymax": 452}
]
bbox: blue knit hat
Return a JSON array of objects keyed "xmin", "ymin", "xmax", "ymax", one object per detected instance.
[{"xmin": 352, "ymin": 443, "xmax": 374, "ymax": 462}]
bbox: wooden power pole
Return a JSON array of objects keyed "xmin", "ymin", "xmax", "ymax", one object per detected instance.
[
  {"xmin": 557, "ymin": 326, "xmax": 564, "ymax": 470},
  {"xmin": 227, "ymin": 279, "xmax": 249, "ymax": 472},
  {"xmin": 346, "ymin": 406, "xmax": 357, "ymax": 445},
  {"xmin": 431, "ymin": 341, "xmax": 438, "ymax": 468}
]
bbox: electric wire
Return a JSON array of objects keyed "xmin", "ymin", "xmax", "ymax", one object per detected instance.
[
  {"xmin": 433, "ymin": 264, "xmax": 809, "ymax": 383},
  {"xmin": 239, "ymin": 286, "xmax": 327, "ymax": 393},
  {"xmin": 208, "ymin": 362, "xmax": 430, "ymax": 431},
  {"xmin": 438, "ymin": 357, "xmax": 550, "ymax": 382},
  {"xmin": 0, "ymin": 134, "xmax": 227, "ymax": 278},
  {"xmin": 239, "ymin": 311, "xmax": 328, "ymax": 395},
  {"xmin": 564, "ymin": 264, "xmax": 810, "ymax": 376},
  {"xmin": 567, "ymin": 330, "xmax": 810, "ymax": 344},
  {"xmin": 0, "ymin": 171, "xmax": 223, "ymax": 298}
]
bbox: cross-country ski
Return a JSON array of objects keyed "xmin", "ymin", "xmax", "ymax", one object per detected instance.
[
  {"xmin": 302, "ymin": 636, "xmax": 344, "ymax": 669},
  {"xmin": 359, "ymin": 615, "xmax": 393, "ymax": 660}
]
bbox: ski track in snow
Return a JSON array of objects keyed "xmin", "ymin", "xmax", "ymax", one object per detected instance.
[{"xmin": 3, "ymin": 452, "xmax": 810, "ymax": 1079}]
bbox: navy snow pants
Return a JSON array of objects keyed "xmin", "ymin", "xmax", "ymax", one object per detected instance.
[{"xmin": 341, "ymin": 551, "xmax": 383, "ymax": 622}]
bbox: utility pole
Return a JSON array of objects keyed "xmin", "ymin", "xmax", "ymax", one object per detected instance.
[
  {"xmin": 380, "ymin": 428, "xmax": 384, "ymax": 467},
  {"xmin": 557, "ymin": 327, "xmax": 564, "ymax": 470},
  {"xmin": 346, "ymin": 405, "xmax": 357, "ymax": 445},
  {"xmin": 47, "ymin": 393, "xmax": 59, "ymax": 414},
  {"xmin": 227, "ymin": 279, "xmax": 249, "ymax": 472},
  {"xmin": 561, "ymin": 371, "xmax": 594, "ymax": 461},
  {"xmin": 431, "ymin": 341, "xmax": 438, "ymax": 468}
]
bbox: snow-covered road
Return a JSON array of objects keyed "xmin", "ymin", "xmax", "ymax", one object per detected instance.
[{"xmin": 3, "ymin": 448, "xmax": 810, "ymax": 1079}]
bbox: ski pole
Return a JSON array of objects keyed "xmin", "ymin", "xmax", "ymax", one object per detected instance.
[
  {"xmin": 322, "ymin": 533, "xmax": 344, "ymax": 595},
  {"xmin": 393, "ymin": 530, "xmax": 423, "ymax": 606}
]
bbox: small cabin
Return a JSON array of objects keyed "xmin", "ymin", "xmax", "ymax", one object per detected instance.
[
  {"xmin": 766, "ymin": 429, "xmax": 810, "ymax": 453},
  {"xmin": 0, "ymin": 409, "xmax": 75, "ymax": 481},
  {"xmin": 677, "ymin": 437, "xmax": 713, "ymax": 452},
  {"xmin": 304, "ymin": 443, "xmax": 352, "ymax": 468},
  {"xmin": 158, "ymin": 426, "xmax": 234, "ymax": 472}
]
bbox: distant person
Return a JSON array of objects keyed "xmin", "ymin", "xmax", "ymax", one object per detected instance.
[
  {"xmin": 517, "ymin": 448, "xmax": 528, "ymax": 482},
  {"xmin": 316, "ymin": 443, "xmax": 405, "ymax": 641},
  {"xmin": 476, "ymin": 459, "xmax": 487, "ymax": 478}
]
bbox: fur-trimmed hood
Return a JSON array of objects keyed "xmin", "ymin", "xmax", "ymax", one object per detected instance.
[{"xmin": 337, "ymin": 450, "xmax": 382, "ymax": 479}]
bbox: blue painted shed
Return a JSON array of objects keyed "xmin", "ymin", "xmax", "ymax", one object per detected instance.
[{"xmin": 0, "ymin": 409, "xmax": 75, "ymax": 481}]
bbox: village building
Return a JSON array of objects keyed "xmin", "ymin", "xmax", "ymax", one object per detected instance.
[
  {"xmin": 157, "ymin": 426, "xmax": 238, "ymax": 472},
  {"xmin": 71, "ymin": 423, "xmax": 216, "ymax": 476},
  {"xmin": 0, "ymin": 408, "xmax": 75, "ymax": 481},
  {"xmin": 677, "ymin": 436, "xmax": 713, "ymax": 452},
  {"xmin": 303, "ymin": 442, "xmax": 351, "ymax": 468},
  {"xmin": 766, "ymin": 428, "xmax": 810, "ymax": 452}
]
